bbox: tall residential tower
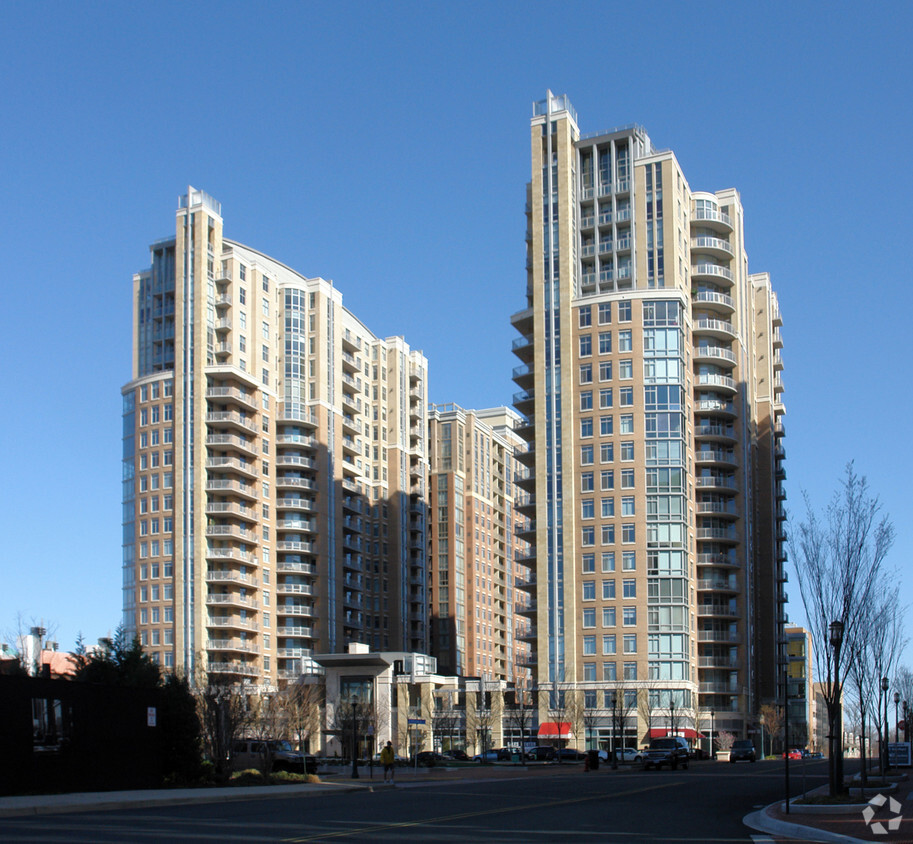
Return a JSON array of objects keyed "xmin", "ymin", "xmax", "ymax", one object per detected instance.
[
  {"xmin": 122, "ymin": 188, "xmax": 429, "ymax": 686},
  {"xmin": 511, "ymin": 94, "xmax": 787, "ymax": 744}
]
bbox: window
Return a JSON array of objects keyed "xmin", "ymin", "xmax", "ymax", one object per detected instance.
[
  {"xmin": 262, "ymin": 298, "xmax": 269, "ymax": 316},
  {"xmin": 619, "ymin": 330, "xmax": 633, "ymax": 351},
  {"xmin": 579, "ymin": 363, "xmax": 593, "ymax": 383},
  {"xmin": 600, "ymin": 415, "xmax": 613, "ymax": 436},
  {"xmin": 619, "ymin": 360, "xmax": 633, "ymax": 379},
  {"xmin": 621, "ymin": 469, "xmax": 635, "ymax": 488},
  {"xmin": 620, "ymin": 414, "xmax": 634, "ymax": 434},
  {"xmin": 601, "ymin": 524, "xmax": 615, "ymax": 544},
  {"xmin": 618, "ymin": 301, "xmax": 632, "ymax": 321},
  {"xmin": 603, "ymin": 606, "xmax": 617, "ymax": 626},
  {"xmin": 580, "ymin": 417, "xmax": 593, "ymax": 437},
  {"xmin": 623, "ymin": 579, "xmax": 636, "ymax": 598},
  {"xmin": 582, "ymin": 581, "xmax": 596, "ymax": 600},
  {"xmin": 603, "ymin": 635, "xmax": 616, "ymax": 655},
  {"xmin": 598, "ymin": 332, "xmax": 612, "ymax": 354},
  {"xmin": 583, "ymin": 635, "xmax": 596, "ymax": 655},
  {"xmin": 621, "ymin": 496, "xmax": 635, "ymax": 516},
  {"xmin": 582, "ymin": 553, "xmax": 595, "ymax": 573},
  {"xmin": 623, "ymin": 608, "xmax": 637, "ymax": 627},
  {"xmin": 579, "ymin": 306, "xmax": 592, "ymax": 327},
  {"xmin": 580, "ymin": 391, "xmax": 593, "ymax": 411},
  {"xmin": 579, "ymin": 335, "xmax": 592, "ymax": 356},
  {"xmin": 582, "ymin": 526, "xmax": 595, "ymax": 546},
  {"xmin": 600, "ymin": 470, "xmax": 614, "ymax": 490},
  {"xmin": 622, "ymin": 551, "xmax": 636, "ymax": 571},
  {"xmin": 601, "ymin": 497, "xmax": 614, "ymax": 517},
  {"xmin": 581, "ymin": 499, "xmax": 595, "ymax": 519},
  {"xmin": 602, "ymin": 551, "xmax": 615, "ymax": 572},
  {"xmin": 581, "ymin": 472, "xmax": 594, "ymax": 492},
  {"xmin": 581, "ymin": 445, "xmax": 594, "ymax": 464},
  {"xmin": 583, "ymin": 608, "xmax": 596, "ymax": 628},
  {"xmin": 603, "ymin": 662, "xmax": 617, "ymax": 682},
  {"xmin": 622, "ymin": 524, "xmax": 636, "ymax": 543},
  {"xmin": 619, "ymin": 387, "xmax": 634, "ymax": 406},
  {"xmin": 624, "ymin": 662, "xmax": 637, "ymax": 680},
  {"xmin": 621, "ymin": 442, "xmax": 634, "ymax": 461},
  {"xmin": 598, "ymin": 302, "xmax": 611, "ymax": 324},
  {"xmin": 623, "ymin": 633, "xmax": 637, "ymax": 653},
  {"xmin": 599, "ymin": 361, "xmax": 612, "ymax": 381},
  {"xmin": 603, "ymin": 580, "xmax": 616, "ymax": 599},
  {"xmin": 262, "ymin": 344, "xmax": 269, "ymax": 363},
  {"xmin": 600, "ymin": 443, "xmax": 614, "ymax": 463},
  {"xmin": 599, "ymin": 389, "xmax": 613, "ymax": 408}
]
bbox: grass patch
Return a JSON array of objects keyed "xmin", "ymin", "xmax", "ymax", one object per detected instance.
[{"xmin": 229, "ymin": 769, "xmax": 320, "ymax": 787}]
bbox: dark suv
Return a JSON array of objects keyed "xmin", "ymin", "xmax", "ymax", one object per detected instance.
[
  {"xmin": 730, "ymin": 739, "xmax": 757, "ymax": 763},
  {"xmin": 643, "ymin": 737, "xmax": 690, "ymax": 770}
]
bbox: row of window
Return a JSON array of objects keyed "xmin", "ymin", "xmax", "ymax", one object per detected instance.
[
  {"xmin": 138, "ymin": 584, "xmax": 174, "ymax": 602},
  {"xmin": 139, "ymin": 517, "xmax": 174, "ymax": 536},
  {"xmin": 139, "ymin": 472, "xmax": 172, "ymax": 492},
  {"xmin": 139, "ymin": 428, "xmax": 173, "ymax": 448},
  {"xmin": 139, "ymin": 405, "xmax": 173, "ymax": 425},
  {"xmin": 578, "ymin": 300, "xmax": 632, "ymax": 327},
  {"xmin": 580, "ymin": 442, "xmax": 635, "ymax": 463},
  {"xmin": 580, "ymin": 387, "xmax": 634, "ymax": 409},
  {"xmin": 582, "ymin": 551, "xmax": 636, "ymax": 573},
  {"xmin": 581, "ymin": 497, "xmax": 634, "ymax": 519},
  {"xmin": 581, "ymin": 469, "xmax": 635, "ymax": 491},
  {"xmin": 581, "ymin": 523, "xmax": 636, "ymax": 545},
  {"xmin": 138, "ymin": 381, "xmax": 174, "ymax": 402},
  {"xmin": 139, "ymin": 606, "xmax": 174, "ymax": 626},
  {"xmin": 583, "ymin": 605, "xmax": 636, "ymax": 627},
  {"xmin": 581, "ymin": 414, "xmax": 633, "ymax": 437},
  {"xmin": 139, "ymin": 561, "xmax": 174, "ymax": 578},
  {"xmin": 579, "ymin": 330, "xmax": 633, "ymax": 356},
  {"xmin": 579, "ymin": 359, "xmax": 633, "ymax": 383},
  {"xmin": 138, "ymin": 495, "xmax": 173, "ymax": 514},
  {"xmin": 584, "ymin": 633, "xmax": 637, "ymax": 655},
  {"xmin": 583, "ymin": 579, "xmax": 637, "ymax": 601}
]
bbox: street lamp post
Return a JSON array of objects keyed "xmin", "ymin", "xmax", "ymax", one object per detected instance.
[
  {"xmin": 894, "ymin": 692, "xmax": 901, "ymax": 743},
  {"xmin": 710, "ymin": 709, "xmax": 715, "ymax": 760},
  {"xmin": 669, "ymin": 696, "xmax": 676, "ymax": 737},
  {"xmin": 351, "ymin": 696, "xmax": 360, "ymax": 780},
  {"xmin": 904, "ymin": 700, "xmax": 908, "ymax": 744},
  {"xmin": 829, "ymin": 619, "xmax": 844, "ymax": 797},
  {"xmin": 881, "ymin": 677, "xmax": 889, "ymax": 774},
  {"xmin": 611, "ymin": 694, "xmax": 618, "ymax": 770}
]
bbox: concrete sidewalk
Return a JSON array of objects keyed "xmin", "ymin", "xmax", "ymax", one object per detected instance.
[{"xmin": 745, "ymin": 775, "xmax": 913, "ymax": 843}]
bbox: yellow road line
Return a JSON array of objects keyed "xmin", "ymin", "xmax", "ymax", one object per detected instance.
[{"xmin": 283, "ymin": 781, "xmax": 682, "ymax": 842}]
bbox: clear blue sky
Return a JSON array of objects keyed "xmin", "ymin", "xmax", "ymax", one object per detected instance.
[{"xmin": 1, "ymin": 1, "xmax": 910, "ymax": 656}]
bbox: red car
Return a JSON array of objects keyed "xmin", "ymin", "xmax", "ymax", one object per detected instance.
[{"xmin": 783, "ymin": 748, "xmax": 802, "ymax": 760}]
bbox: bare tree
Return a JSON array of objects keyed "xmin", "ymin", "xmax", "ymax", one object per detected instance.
[
  {"xmin": 284, "ymin": 678, "xmax": 324, "ymax": 754},
  {"xmin": 196, "ymin": 684, "xmax": 252, "ymax": 782},
  {"xmin": 503, "ymin": 685, "xmax": 535, "ymax": 754},
  {"xmin": 759, "ymin": 704, "xmax": 783, "ymax": 757},
  {"xmin": 466, "ymin": 686, "xmax": 497, "ymax": 757},
  {"xmin": 792, "ymin": 464, "xmax": 895, "ymax": 795}
]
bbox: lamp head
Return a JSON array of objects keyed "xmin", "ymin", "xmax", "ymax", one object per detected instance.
[
  {"xmin": 895, "ymin": 692, "xmax": 901, "ymax": 704},
  {"xmin": 882, "ymin": 677, "xmax": 890, "ymax": 692},
  {"xmin": 829, "ymin": 619, "xmax": 844, "ymax": 648}
]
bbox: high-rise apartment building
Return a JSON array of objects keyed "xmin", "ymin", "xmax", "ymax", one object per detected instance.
[
  {"xmin": 511, "ymin": 93, "xmax": 787, "ymax": 745},
  {"xmin": 122, "ymin": 188, "xmax": 429, "ymax": 686},
  {"xmin": 426, "ymin": 404, "xmax": 531, "ymax": 684}
]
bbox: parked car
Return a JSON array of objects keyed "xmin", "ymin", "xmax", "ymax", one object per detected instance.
[
  {"xmin": 643, "ymin": 737, "xmax": 690, "ymax": 770},
  {"xmin": 529, "ymin": 745, "xmax": 557, "ymax": 762},
  {"xmin": 473, "ymin": 749, "xmax": 502, "ymax": 762},
  {"xmin": 783, "ymin": 748, "xmax": 803, "ymax": 760},
  {"xmin": 604, "ymin": 747, "xmax": 643, "ymax": 763},
  {"xmin": 414, "ymin": 751, "xmax": 446, "ymax": 767},
  {"xmin": 232, "ymin": 739, "xmax": 317, "ymax": 774},
  {"xmin": 558, "ymin": 747, "xmax": 587, "ymax": 761},
  {"xmin": 729, "ymin": 739, "xmax": 757, "ymax": 763},
  {"xmin": 442, "ymin": 749, "xmax": 469, "ymax": 761}
]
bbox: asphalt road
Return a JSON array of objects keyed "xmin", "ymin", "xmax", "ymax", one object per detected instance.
[{"xmin": 3, "ymin": 758, "xmax": 833, "ymax": 843}]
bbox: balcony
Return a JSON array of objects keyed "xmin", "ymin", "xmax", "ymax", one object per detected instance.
[
  {"xmin": 205, "ymin": 546, "xmax": 256, "ymax": 564},
  {"xmin": 206, "ymin": 411, "xmax": 256, "ymax": 433},
  {"xmin": 697, "ymin": 552, "xmax": 739, "ymax": 567},
  {"xmin": 278, "ymin": 405, "xmax": 318, "ymax": 427},
  {"xmin": 276, "ymin": 497, "xmax": 316, "ymax": 513},
  {"xmin": 695, "ymin": 398, "xmax": 736, "ymax": 418},
  {"xmin": 696, "ymin": 373, "xmax": 737, "ymax": 394},
  {"xmin": 275, "ymin": 476, "xmax": 317, "ymax": 491},
  {"xmin": 207, "ymin": 639, "xmax": 259, "ymax": 655},
  {"xmin": 697, "ymin": 526, "xmax": 739, "ymax": 543},
  {"xmin": 205, "ymin": 524, "xmax": 258, "ymax": 543},
  {"xmin": 697, "ymin": 578, "xmax": 738, "ymax": 593},
  {"xmin": 206, "ymin": 386, "xmax": 257, "ymax": 410},
  {"xmin": 692, "ymin": 207, "xmax": 733, "ymax": 232},
  {"xmin": 207, "ymin": 616, "xmax": 259, "ymax": 632},
  {"xmin": 694, "ymin": 423, "xmax": 736, "ymax": 443},
  {"xmin": 206, "ymin": 456, "xmax": 258, "ymax": 479},
  {"xmin": 695, "ymin": 448, "xmax": 737, "ymax": 467},
  {"xmin": 692, "ymin": 263, "xmax": 734, "ymax": 286},
  {"xmin": 697, "ymin": 604, "xmax": 739, "ymax": 619},
  {"xmin": 214, "ymin": 318, "xmax": 232, "ymax": 333},
  {"xmin": 512, "ymin": 363, "xmax": 534, "ymax": 389},
  {"xmin": 207, "ymin": 433, "xmax": 258, "ymax": 456},
  {"xmin": 278, "ymin": 625, "xmax": 315, "ymax": 638},
  {"xmin": 276, "ymin": 540, "xmax": 316, "ymax": 554},
  {"xmin": 513, "ymin": 389, "xmax": 534, "ymax": 415},
  {"xmin": 693, "ymin": 318, "xmax": 737, "ymax": 341},
  {"xmin": 511, "ymin": 334, "xmax": 534, "ymax": 363},
  {"xmin": 693, "ymin": 290, "xmax": 735, "ymax": 315},
  {"xmin": 278, "ymin": 604, "xmax": 318, "ymax": 618},
  {"xmin": 691, "ymin": 236, "xmax": 733, "ymax": 259},
  {"xmin": 205, "ymin": 501, "xmax": 258, "ymax": 521},
  {"xmin": 696, "ymin": 500, "xmax": 738, "ymax": 518},
  {"xmin": 206, "ymin": 593, "xmax": 258, "ymax": 609},
  {"xmin": 277, "ymin": 582, "xmax": 315, "ymax": 596},
  {"xmin": 205, "ymin": 478, "xmax": 257, "ymax": 500},
  {"xmin": 206, "ymin": 570, "xmax": 258, "ymax": 586},
  {"xmin": 693, "ymin": 346, "xmax": 736, "ymax": 368},
  {"xmin": 276, "ymin": 454, "xmax": 317, "ymax": 470}
]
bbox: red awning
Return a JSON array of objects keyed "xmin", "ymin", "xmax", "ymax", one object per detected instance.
[
  {"xmin": 538, "ymin": 721, "xmax": 573, "ymax": 739},
  {"xmin": 649, "ymin": 728, "xmax": 705, "ymax": 740}
]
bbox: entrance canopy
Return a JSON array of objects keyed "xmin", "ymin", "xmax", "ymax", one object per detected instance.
[
  {"xmin": 538, "ymin": 721, "xmax": 573, "ymax": 739},
  {"xmin": 649, "ymin": 728, "xmax": 705, "ymax": 740}
]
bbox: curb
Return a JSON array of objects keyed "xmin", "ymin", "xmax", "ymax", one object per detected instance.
[
  {"xmin": 0, "ymin": 781, "xmax": 365, "ymax": 819},
  {"xmin": 743, "ymin": 806, "xmax": 871, "ymax": 844}
]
